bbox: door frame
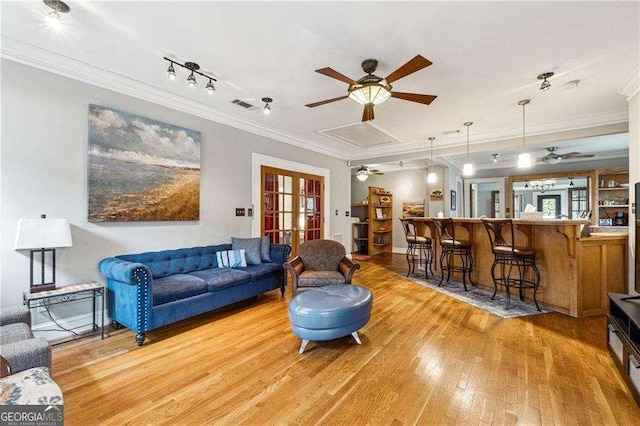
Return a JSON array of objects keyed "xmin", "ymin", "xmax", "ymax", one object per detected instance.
[{"xmin": 252, "ymin": 153, "xmax": 331, "ymax": 239}]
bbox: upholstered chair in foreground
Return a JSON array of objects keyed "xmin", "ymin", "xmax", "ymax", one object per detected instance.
[
  {"xmin": 284, "ymin": 240, "xmax": 360, "ymax": 295},
  {"xmin": 0, "ymin": 305, "xmax": 51, "ymax": 374}
]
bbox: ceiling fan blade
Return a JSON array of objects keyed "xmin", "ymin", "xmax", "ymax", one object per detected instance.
[
  {"xmin": 305, "ymin": 95, "xmax": 349, "ymax": 108},
  {"xmin": 370, "ymin": 170, "xmax": 384, "ymax": 175},
  {"xmin": 362, "ymin": 104, "xmax": 375, "ymax": 122},
  {"xmin": 564, "ymin": 153, "xmax": 595, "ymax": 159},
  {"xmin": 391, "ymin": 92, "xmax": 437, "ymax": 105},
  {"xmin": 385, "ymin": 55, "xmax": 433, "ymax": 84},
  {"xmin": 315, "ymin": 67, "xmax": 357, "ymax": 85}
]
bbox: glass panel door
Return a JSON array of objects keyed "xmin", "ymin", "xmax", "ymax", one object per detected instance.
[{"xmin": 262, "ymin": 166, "xmax": 323, "ymax": 256}]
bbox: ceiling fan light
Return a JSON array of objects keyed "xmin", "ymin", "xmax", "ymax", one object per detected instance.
[
  {"xmin": 356, "ymin": 171, "xmax": 368, "ymax": 181},
  {"xmin": 463, "ymin": 162, "xmax": 474, "ymax": 176},
  {"xmin": 47, "ymin": 10, "xmax": 63, "ymax": 29},
  {"xmin": 518, "ymin": 152, "xmax": 532, "ymax": 168},
  {"xmin": 348, "ymin": 83, "xmax": 391, "ymax": 105},
  {"xmin": 543, "ymin": 157, "xmax": 562, "ymax": 165}
]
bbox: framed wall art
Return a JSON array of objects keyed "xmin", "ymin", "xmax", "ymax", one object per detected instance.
[
  {"xmin": 451, "ymin": 190, "xmax": 457, "ymax": 211},
  {"xmin": 88, "ymin": 104, "xmax": 201, "ymax": 222},
  {"xmin": 402, "ymin": 201, "xmax": 425, "ymax": 218},
  {"xmin": 429, "ymin": 189, "xmax": 443, "ymax": 201}
]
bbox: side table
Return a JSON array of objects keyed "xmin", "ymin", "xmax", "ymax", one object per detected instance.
[{"xmin": 23, "ymin": 281, "xmax": 105, "ymax": 344}]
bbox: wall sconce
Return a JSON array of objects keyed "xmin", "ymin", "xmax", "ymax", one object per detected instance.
[
  {"xmin": 537, "ymin": 72, "xmax": 554, "ymax": 91},
  {"xmin": 164, "ymin": 57, "xmax": 217, "ymax": 94},
  {"xmin": 14, "ymin": 214, "xmax": 73, "ymax": 293},
  {"xmin": 262, "ymin": 97, "xmax": 273, "ymax": 115}
]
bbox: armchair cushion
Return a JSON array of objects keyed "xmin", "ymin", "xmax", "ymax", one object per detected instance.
[
  {"xmin": 0, "ymin": 306, "xmax": 31, "ymax": 326},
  {"xmin": 299, "ymin": 240, "xmax": 345, "ymax": 271},
  {"xmin": 298, "ymin": 271, "xmax": 346, "ymax": 288},
  {"xmin": 0, "ymin": 366, "xmax": 63, "ymax": 406},
  {"xmin": 0, "ymin": 306, "xmax": 52, "ymax": 375}
]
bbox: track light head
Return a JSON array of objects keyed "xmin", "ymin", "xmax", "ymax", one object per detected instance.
[
  {"xmin": 187, "ymin": 71, "xmax": 197, "ymax": 88},
  {"xmin": 206, "ymin": 79, "xmax": 215, "ymax": 94},
  {"xmin": 167, "ymin": 63, "xmax": 176, "ymax": 80},
  {"xmin": 262, "ymin": 97, "xmax": 273, "ymax": 115},
  {"xmin": 537, "ymin": 72, "xmax": 554, "ymax": 91}
]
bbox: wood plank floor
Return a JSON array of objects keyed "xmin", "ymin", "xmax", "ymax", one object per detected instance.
[{"xmin": 52, "ymin": 253, "xmax": 640, "ymax": 425}]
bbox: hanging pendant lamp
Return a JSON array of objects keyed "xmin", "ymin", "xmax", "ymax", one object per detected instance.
[
  {"xmin": 517, "ymin": 99, "xmax": 532, "ymax": 168},
  {"xmin": 427, "ymin": 137, "xmax": 437, "ymax": 183},
  {"xmin": 462, "ymin": 122, "xmax": 474, "ymax": 176}
]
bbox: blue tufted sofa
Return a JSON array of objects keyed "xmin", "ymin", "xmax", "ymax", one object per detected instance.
[{"xmin": 98, "ymin": 243, "xmax": 290, "ymax": 346}]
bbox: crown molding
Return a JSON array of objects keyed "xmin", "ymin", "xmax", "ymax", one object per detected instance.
[
  {"xmin": 0, "ymin": 36, "xmax": 347, "ymax": 159},
  {"xmin": 618, "ymin": 66, "xmax": 640, "ymax": 100}
]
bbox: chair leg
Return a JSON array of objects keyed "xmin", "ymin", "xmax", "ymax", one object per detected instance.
[
  {"xmin": 490, "ymin": 259, "xmax": 499, "ymax": 300},
  {"xmin": 438, "ymin": 250, "xmax": 447, "ymax": 285},
  {"xmin": 460, "ymin": 252, "xmax": 468, "ymax": 291},
  {"xmin": 299, "ymin": 339, "xmax": 310, "ymax": 354},
  {"xmin": 351, "ymin": 331, "xmax": 362, "ymax": 345},
  {"xmin": 532, "ymin": 261, "xmax": 541, "ymax": 311},
  {"xmin": 405, "ymin": 244, "xmax": 412, "ymax": 277},
  {"xmin": 427, "ymin": 245, "xmax": 435, "ymax": 278}
]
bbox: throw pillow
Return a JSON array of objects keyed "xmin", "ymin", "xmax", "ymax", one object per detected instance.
[
  {"xmin": 216, "ymin": 249, "xmax": 247, "ymax": 268},
  {"xmin": 231, "ymin": 237, "xmax": 262, "ymax": 265},
  {"xmin": 260, "ymin": 236, "xmax": 272, "ymax": 263}
]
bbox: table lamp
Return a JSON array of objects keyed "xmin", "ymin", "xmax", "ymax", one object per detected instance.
[{"xmin": 14, "ymin": 214, "xmax": 73, "ymax": 293}]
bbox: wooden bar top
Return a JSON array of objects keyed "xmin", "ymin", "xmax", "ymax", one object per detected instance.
[{"xmin": 408, "ymin": 217, "xmax": 628, "ymax": 317}]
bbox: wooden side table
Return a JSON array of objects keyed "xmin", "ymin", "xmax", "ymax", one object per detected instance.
[{"xmin": 23, "ymin": 281, "xmax": 105, "ymax": 344}]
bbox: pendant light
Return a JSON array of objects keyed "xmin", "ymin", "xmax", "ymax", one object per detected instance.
[
  {"xmin": 517, "ymin": 99, "xmax": 532, "ymax": 168},
  {"xmin": 462, "ymin": 122, "xmax": 474, "ymax": 176},
  {"xmin": 427, "ymin": 137, "xmax": 437, "ymax": 183}
]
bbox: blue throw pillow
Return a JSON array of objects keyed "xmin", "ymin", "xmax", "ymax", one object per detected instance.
[
  {"xmin": 231, "ymin": 237, "xmax": 262, "ymax": 265},
  {"xmin": 216, "ymin": 249, "xmax": 247, "ymax": 268},
  {"xmin": 260, "ymin": 236, "xmax": 272, "ymax": 263}
]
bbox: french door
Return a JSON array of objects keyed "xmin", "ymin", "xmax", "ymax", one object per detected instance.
[{"xmin": 261, "ymin": 166, "xmax": 324, "ymax": 257}]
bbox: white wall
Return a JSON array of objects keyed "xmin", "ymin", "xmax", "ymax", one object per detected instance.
[
  {"xmin": 628, "ymin": 92, "xmax": 639, "ymax": 295},
  {"xmin": 0, "ymin": 60, "xmax": 352, "ymax": 312}
]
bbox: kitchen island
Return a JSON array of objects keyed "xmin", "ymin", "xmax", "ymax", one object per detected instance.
[{"xmin": 411, "ymin": 218, "xmax": 628, "ymax": 317}]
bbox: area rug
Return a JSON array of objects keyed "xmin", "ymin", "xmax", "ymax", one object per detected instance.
[{"xmin": 401, "ymin": 273, "xmax": 551, "ymax": 319}]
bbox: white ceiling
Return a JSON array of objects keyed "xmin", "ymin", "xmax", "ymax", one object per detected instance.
[{"xmin": 1, "ymin": 1, "xmax": 638, "ymax": 172}]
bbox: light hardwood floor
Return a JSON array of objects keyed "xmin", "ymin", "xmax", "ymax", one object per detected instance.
[{"xmin": 53, "ymin": 254, "xmax": 640, "ymax": 425}]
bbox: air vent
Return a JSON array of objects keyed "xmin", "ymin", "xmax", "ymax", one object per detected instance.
[
  {"xmin": 231, "ymin": 99, "xmax": 255, "ymax": 109},
  {"xmin": 319, "ymin": 122, "xmax": 401, "ymax": 148}
]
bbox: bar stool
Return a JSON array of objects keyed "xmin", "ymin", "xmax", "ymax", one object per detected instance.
[
  {"xmin": 433, "ymin": 218, "xmax": 474, "ymax": 290},
  {"xmin": 481, "ymin": 218, "xmax": 541, "ymax": 311},
  {"xmin": 399, "ymin": 219, "xmax": 434, "ymax": 278}
]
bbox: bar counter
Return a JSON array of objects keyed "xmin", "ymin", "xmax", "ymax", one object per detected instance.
[{"xmin": 411, "ymin": 218, "xmax": 628, "ymax": 317}]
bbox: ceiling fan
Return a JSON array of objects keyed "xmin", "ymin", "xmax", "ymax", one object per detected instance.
[
  {"xmin": 306, "ymin": 55, "xmax": 437, "ymax": 122},
  {"xmin": 538, "ymin": 147, "xmax": 595, "ymax": 165},
  {"xmin": 355, "ymin": 165, "xmax": 384, "ymax": 181}
]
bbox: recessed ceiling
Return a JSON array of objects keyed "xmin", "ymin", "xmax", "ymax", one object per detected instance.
[{"xmin": 1, "ymin": 1, "xmax": 637, "ymax": 169}]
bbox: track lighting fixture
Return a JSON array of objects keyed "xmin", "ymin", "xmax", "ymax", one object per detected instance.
[
  {"xmin": 569, "ymin": 177, "xmax": 574, "ymax": 187},
  {"xmin": 517, "ymin": 99, "xmax": 532, "ymax": 168},
  {"xmin": 164, "ymin": 57, "xmax": 217, "ymax": 93},
  {"xmin": 462, "ymin": 122, "xmax": 474, "ymax": 176},
  {"xmin": 262, "ymin": 97, "xmax": 273, "ymax": 115},
  {"xmin": 43, "ymin": 0, "xmax": 70, "ymax": 30},
  {"xmin": 537, "ymin": 72, "xmax": 554, "ymax": 91},
  {"xmin": 492, "ymin": 153, "xmax": 499, "ymax": 163}
]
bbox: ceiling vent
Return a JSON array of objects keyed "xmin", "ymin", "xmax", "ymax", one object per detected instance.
[
  {"xmin": 231, "ymin": 99, "xmax": 258, "ymax": 110},
  {"xmin": 318, "ymin": 122, "xmax": 401, "ymax": 148}
]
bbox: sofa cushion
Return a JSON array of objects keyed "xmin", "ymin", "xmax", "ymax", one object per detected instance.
[
  {"xmin": 152, "ymin": 274, "xmax": 209, "ymax": 306},
  {"xmin": 232, "ymin": 237, "xmax": 262, "ymax": 265},
  {"xmin": 189, "ymin": 268, "xmax": 252, "ymax": 291},
  {"xmin": 216, "ymin": 249, "xmax": 247, "ymax": 268},
  {"xmin": 0, "ymin": 323, "xmax": 34, "ymax": 345},
  {"xmin": 260, "ymin": 236, "xmax": 272, "ymax": 263},
  {"xmin": 243, "ymin": 263, "xmax": 282, "ymax": 281},
  {"xmin": 297, "ymin": 271, "xmax": 346, "ymax": 288}
]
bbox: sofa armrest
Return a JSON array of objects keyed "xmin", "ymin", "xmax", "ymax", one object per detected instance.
[
  {"xmin": 98, "ymin": 258, "xmax": 151, "ymax": 285},
  {"xmin": 0, "ymin": 306, "xmax": 31, "ymax": 327},
  {"xmin": 270, "ymin": 244, "xmax": 292, "ymax": 265},
  {"xmin": 0, "ymin": 337, "xmax": 51, "ymax": 375},
  {"xmin": 339, "ymin": 257, "xmax": 361, "ymax": 284}
]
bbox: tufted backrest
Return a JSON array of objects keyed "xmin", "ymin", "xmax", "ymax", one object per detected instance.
[
  {"xmin": 298, "ymin": 240, "xmax": 345, "ymax": 271},
  {"xmin": 116, "ymin": 244, "xmax": 231, "ymax": 279}
]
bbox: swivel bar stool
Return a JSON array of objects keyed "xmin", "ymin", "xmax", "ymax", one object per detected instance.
[
  {"xmin": 433, "ymin": 218, "xmax": 474, "ymax": 290},
  {"xmin": 399, "ymin": 219, "xmax": 434, "ymax": 278},
  {"xmin": 481, "ymin": 218, "xmax": 541, "ymax": 311}
]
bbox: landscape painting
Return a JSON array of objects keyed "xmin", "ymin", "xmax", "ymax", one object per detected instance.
[
  {"xmin": 402, "ymin": 201, "xmax": 425, "ymax": 218},
  {"xmin": 88, "ymin": 105, "xmax": 201, "ymax": 222}
]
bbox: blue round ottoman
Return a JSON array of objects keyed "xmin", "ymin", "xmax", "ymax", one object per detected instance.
[{"xmin": 288, "ymin": 284, "xmax": 373, "ymax": 354}]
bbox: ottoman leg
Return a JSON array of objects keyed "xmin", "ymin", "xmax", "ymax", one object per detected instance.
[
  {"xmin": 351, "ymin": 331, "xmax": 361, "ymax": 345},
  {"xmin": 299, "ymin": 339, "xmax": 310, "ymax": 354}
]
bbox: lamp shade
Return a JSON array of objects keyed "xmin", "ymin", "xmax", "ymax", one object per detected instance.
[
  {"xmin": 348, "ymin": 83, "xmax": 392, "ymax": 105},
  {"xmin": 14, "ymin": 218, "xmax": 73, "ymax": 250}
]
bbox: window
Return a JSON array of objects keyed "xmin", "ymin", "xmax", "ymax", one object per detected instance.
[{"xmin": 569, "ymin": 187, "xmax": 588, "ymax": 219}]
